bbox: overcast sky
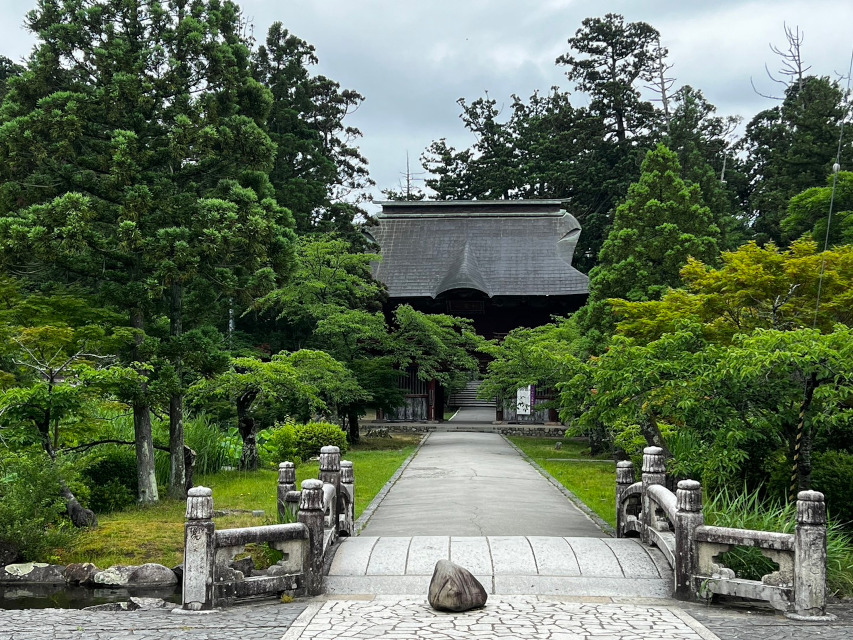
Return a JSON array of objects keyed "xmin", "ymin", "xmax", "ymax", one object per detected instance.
[{"xmin": 2, "ymin": 1, "xmax": 852, "ymax": 214}]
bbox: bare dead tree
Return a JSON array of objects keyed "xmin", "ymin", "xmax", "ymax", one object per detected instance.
[
  {"xmin": 644, "ymin": 37, "xmax": 676, "ymax": 133},
  {"xmin": 751, "ymin": 23, "xmax": 811, "ymax": 100}
]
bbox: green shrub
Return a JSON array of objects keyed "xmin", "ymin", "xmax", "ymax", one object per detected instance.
[
  {"xmin": 811, "ymin": 450, "xmax": 853, "ymax": 526},
  {"xmin": 262, "ymin": 423, "xmax": 299, "ymax": 466},
  {"xmin": 0, "ymin": 451, "xmax": 78, "ymax": 561},
  {"xmin": 185, "ymin": 414, "xmax": 234, "ymax": 475},
  {"xmin": 293, "ymin": 422, "xmax": 348, "ymax": 460},
  {"xmin": 80, "ymin": 447, "xmax": 138, "ymax": 513}
]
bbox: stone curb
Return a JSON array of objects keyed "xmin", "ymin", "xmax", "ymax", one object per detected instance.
[
  {"xmin": 502, "ymin": 435, "xmax": 617, "ymax": 538},
  {"xmin": 352, "ymin": 432, "xmax": 430, "ymax": 535}
]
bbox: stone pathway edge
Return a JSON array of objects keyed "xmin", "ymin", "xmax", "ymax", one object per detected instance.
[
  {"xmin": 501, "ymin": 435, "xmax": 617, "ymax": 537},
  {"xmin": 353, "ymin": 432, "xmax": 432, "ymax": 535}
]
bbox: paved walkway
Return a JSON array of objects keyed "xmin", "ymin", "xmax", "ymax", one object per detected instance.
[{"xmin": 358, "ymin": 431, "xmax": 603, "ymax": 536}]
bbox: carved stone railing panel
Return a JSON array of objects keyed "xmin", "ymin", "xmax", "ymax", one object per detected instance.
[{"xmin": 614, "ymin": 449, "xmax": 830, "ymax": 618}]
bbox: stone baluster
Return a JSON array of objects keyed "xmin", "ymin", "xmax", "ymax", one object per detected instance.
[
  {"xmin": 298, "ymin": 479, "xmax": 325, "ymax": 595},
  {"xmin": 615, "ymin": 461, "xmax": 635, "ymax": 538},
  {"xmin": 641, "ymin": 446, "xmax": 666, "ymax": 545},
  {"xmin": 793, "ymin": 491, "xmax": 829, "ymax": 618},
  {"xmin": 319, "ymin": 446, "xmax": 342, "ymax": 525},
  {"xmin": 675, "ymin": 480, "xmax": 704, "ymax": 601},
  {"xmin": 340, "ymin": 460, "xmax": 355, "ymax": 536},
  {"xmin": 182, "ymin": 487, "xmax": 215, "ymax": 611},
  {"xmin": 277, "ymin": 461, "xmax": 297, "ymax": 522}
]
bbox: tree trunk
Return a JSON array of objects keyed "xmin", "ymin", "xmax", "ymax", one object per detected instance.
[
  {"xmin": 793, "ymin": 373, "xmax": 819, "ymax": 494},
  {"xmin": 131, "ymin": 308, "xmax": 159, "ymax": 503},
  {"xmin": 237, "ymin": 393, "xmax": 259, "ymax": 471},
  {"xmin": 169, "ymin": 281, "xmax": 186, "ymax": 499},
  {"xmin": 347, "ymin": 409, "xmax": 360, "ymax": 445}
]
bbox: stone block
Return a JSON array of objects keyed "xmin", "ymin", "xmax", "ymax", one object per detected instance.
[
  {"xmin": 428, "ymin": 559, "xmax": 487, "ymax": 612},
  {"xmin": 64, "ymin": 562, "xmax": 99, "ymax": 585}
]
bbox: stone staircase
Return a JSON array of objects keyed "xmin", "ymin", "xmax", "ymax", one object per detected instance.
[{"xmin": 448, "ymin": 380, "xmax": 495, "ymax": 408}]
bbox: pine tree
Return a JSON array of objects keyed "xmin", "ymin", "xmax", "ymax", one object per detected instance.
[{"xmin": 576, "ymin": 144, "xmax": 720, "ymax": 353}]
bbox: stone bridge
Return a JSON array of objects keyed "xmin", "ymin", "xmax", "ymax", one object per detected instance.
[{"xmin": 180, "ymin": 429, "xmax": 832, "ymax": 624}]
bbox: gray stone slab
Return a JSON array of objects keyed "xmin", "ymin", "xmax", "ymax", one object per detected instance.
[
  {"xmin": 365, "ymin": 537, "xmax": 411, "ymax": 576},
  {"xmin": 328, "ymin": 536, "xmax": 378, "ymax": 576},
  {"xmin": 449, "ymin": 536, "xmax": 493, "ymax": 575},
  {"xmin": 405, "ymin": 536, "xmax": 449, "ymax": 575},
  {"xmin": 359, "ymin": 432, "xmax": 605, "ymax": 537},
  {"xmin": 489, "ymin": 536, "xmax": 537, "ymax": 575},
  {"xmin": 603, "ymin": 537, "xmax": 666, "ymax": 578},
  {"xmin": 324, "ymin": 574, "xmax": 493, "ymax": 595},
  {"xmin": 567, "ymin": 537, "xmax": 625, "ymax": 577},
  {"xmin": 528, "ymin": 536, "xmax": 581, "ymax": 576},
  {"xmin": 492, "ymin": 576, "xmax": 673, "ymax": 597}
]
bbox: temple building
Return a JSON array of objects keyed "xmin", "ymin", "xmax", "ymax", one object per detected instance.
[{"xmin": 367, "ymin": 199, "xmax": 589, "ymax": 420}]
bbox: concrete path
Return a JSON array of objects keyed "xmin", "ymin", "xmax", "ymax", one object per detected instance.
[
  {"xmin": 359, "ymin": 431, "xmax": 604, "ymax": 537},
  {"xmin": 449, "ymin": 405, "xmax": 495, "ymax": 422}
]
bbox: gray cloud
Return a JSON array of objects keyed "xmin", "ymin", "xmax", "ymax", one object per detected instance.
[{"xmin": 2, "ymin": 0, "xmax": 852, "ymax": 214}]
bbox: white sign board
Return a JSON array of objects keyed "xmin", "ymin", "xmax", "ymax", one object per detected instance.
[{"xmin": 516, "ymin": 385, "xmax": 532, "ymax": 415}]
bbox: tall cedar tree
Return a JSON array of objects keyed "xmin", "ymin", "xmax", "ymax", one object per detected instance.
[
  {"xmin": 252, "ymin": 23, "xmax": 373, "ymax": 239},
  {"xmin": 742, "ymin": 76, "xmax": 849, "ymax": 245},
  {"xmin": 575, "ymin": 144, "xmax": 719, "ymax": 354},
  {"xmin": 0, "ymin": 0, "xmax": 295, "ymax": 501}
]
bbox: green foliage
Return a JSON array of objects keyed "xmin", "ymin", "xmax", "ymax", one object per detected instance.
[
  {"xmin": 262, "ymin": 423, "xmax": 299, "ymax": 466},
  {"xmin": 391, "ymin": 305, "xmax": 484, "ymax": 394},
  {"xmin": 293, "ymin": 422, "xmax": 348, "ymax": 460},
  {"xmin": 479, "ymin": 317, "xmax": 582, "ymax": 406},
  {"xmin": 577, "ymin": 144, "xmax": 719, "ymax": 353},
  {"xmin": 79, "ymin": 448, "xmax": 138, "ymax": 514},
  {"xmin": 556, "ymin": 13, "xmax": 661, "ymax": 143},
  {"xmin": 0, "ymin": 451, "xmax": 78, "ymax": 561},
  {"xmin": 613, "ymin": 239, "xmax": 853, "ymax": 342},
  {"xmin": 811, "ymin": 451, "xmax": 853, "ymax": 526},
  {"xmin": 742, "ymin": 76, "xmax": 850, "ymax": 245},
  {"xmin": 184, "ymin": 414, "xmax": 234, "ymax": 476},
  {"xmin": 783, "ymin": 171, "xmax": 853, "ymax": 246}
]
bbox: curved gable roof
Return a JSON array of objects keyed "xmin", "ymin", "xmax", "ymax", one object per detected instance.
[{"xmin": 370, "ymin": 200, "xmax": 589, "ymax": 298}]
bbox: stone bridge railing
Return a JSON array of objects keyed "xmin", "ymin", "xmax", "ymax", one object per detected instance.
[
  {"xmin": 617, "ymin": 446, "xmax": 831, "ymax": 619},
  {"xmin": 181, "ymin": 445, "xmax": 353, "ymax": 610}
]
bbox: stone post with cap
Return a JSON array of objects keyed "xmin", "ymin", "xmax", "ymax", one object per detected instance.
[
  {"xmin": 298, "ymin": 479, "xmax": 325, "ymax": 595},
  {"xmin": 792, "ymin": 490, "xmax": 831, "ymax": 618},
  {"xmin": 675, "ymin": 480, "xmax": 704, "ymax": 601},
  {"xmin": 182, "ymin": 486, "xmax": 215, "ymax": 611},
  {"xmin": 641, "ymin": 446, "xmax": 666, "ymax": 545},
  {"xmin": 616, "ymin": 460, "xmax": 635, "ymax": 537},
  {"xmin": 277, "ymin": 461, "xmax": 297, "ymax": 522},
  {"xmin": 340, "ymin": 460, "xmax": 355, "ymax": 536}
]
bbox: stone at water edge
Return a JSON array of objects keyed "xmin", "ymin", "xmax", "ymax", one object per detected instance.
[
  {"xmin": 64, "ymin": 562, "xmax": 99, "ymax": 585},
  {"xmin": 428, "ymin": 559, "xmax": 488, "ymax": 612}
]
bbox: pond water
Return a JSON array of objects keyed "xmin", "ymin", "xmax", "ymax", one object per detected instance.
[{"xmin": 0, "ymin": 583, "xmax": 181, "ymax": 609}]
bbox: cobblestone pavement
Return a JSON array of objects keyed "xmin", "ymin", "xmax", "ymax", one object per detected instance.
[
  {"xmin": 683, "ymin": 600, "xmax": 853, "ymax": 640},
  {"xmin": 2, "ymin": 597, "xmax": 852, "ymax": 639},
  {"xmin": 0, "ymin": 600, "xmax": 306, "ymax": 640},
  {"xmin": 282, "ymin": 596, "xmax": 720, "ymax": 640}
]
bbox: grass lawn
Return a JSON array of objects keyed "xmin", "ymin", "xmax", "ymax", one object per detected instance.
[
  {"xmin": 60, "ymin": 434, "xmax": 420, "ymax": 569},
  {"xmin": 508, "ymin": 436, "xmax": 617, "ymax": 529}
]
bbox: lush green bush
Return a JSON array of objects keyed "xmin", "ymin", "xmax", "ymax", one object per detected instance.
[
  {"xmin": 80, "ymin": 447, "xmax": 138, "ymax": 513},
  {"xmin": 0, "ymin": 451, "xmax": 78, "ymax": 562},
  {"xmin": 811, "ymin": 450, "xmax": 853, "ymax": 526},
  {"xmin": 293, "ymin": 422, "xmax": 348, "ymax": 460},
  {"xmin": 262, "ymin": 423, "xmax": 299, "ymax": 466},
  {"xmin": 185, "ymin": 414, "xmax": 235, "ymax": 475}
]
